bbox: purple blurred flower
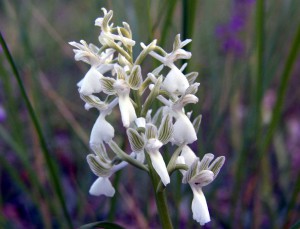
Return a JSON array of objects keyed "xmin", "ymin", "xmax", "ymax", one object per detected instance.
[
  {"xmin": 286, "ymin": 118, "xmax": 300, "ymax": 173},
  {"xmin": 216, "ymin": 0, "xmax": 255, "ymax": 56},
  {"xmin": 0, "ymin": 105, "xmax": 6, "ymax": 122}
]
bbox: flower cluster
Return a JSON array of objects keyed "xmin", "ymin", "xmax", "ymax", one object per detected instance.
[{"xmin": 70, "ymin": 8, "xmax": 225, "ymax": 226}]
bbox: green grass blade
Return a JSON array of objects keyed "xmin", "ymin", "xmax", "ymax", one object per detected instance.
[
  {"xmin": 79, "ymin": 221, "xmax": 125, "ymax": 229},
  {"xmin": 261, "ymin": 23, "xmax": 300, "ymax": 153},
  {"xmin": 254, "ymin": 0, "xmax": 265, "ymax": 141},
  {"xmin": 160, "ymin": 0, "xmax": 178, "ymax": 47},
  {"xmin": 282, "ymin": 170, "xmax": 300, "ymax": 227},
  {"xmin": 0, "ymin": 31, "xmax": 73, "ymax": 228}
]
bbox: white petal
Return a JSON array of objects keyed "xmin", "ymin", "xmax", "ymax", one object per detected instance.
[
  {"xmin": 111, "ymin": 161, "xmax": 128, "ymax": 173},
  {"xmin": 84, "ymin": 103, "xmax": 93, "ymax": 110},
  {"xmin": 90, "ymin": 114, "xmax": 114, "ymax": 145},
  {"xmin": 136, "ymin": 151, "xmax": 145, "ymax": 163},
  {"xmin": 118, "ymin": 95, "xmax": 137, "ymax": 128},
  {"xmin": 176, "ymin": 155, "xmax": 186, "ymax": 175},
  {"xmin": 181, "ymin": 146, "xmax": 198, "ymax": 167},
  {"xmin": 163, "ymin": 66, "xmax": 189, "ymax": 95},
  {"xmin": 146, "ymin": 138, "xmax": 163, "ymax": 151},
  {"xmin": 89, "ymin": 177, "xmax": 115, "ymax": 197},
  {"xmin": 191, "ymin": 185, "xmax": 210, "ymax": 226},
  {"xmin": 79, "ymin": 67, "xmax": 103, "ymax": 95},
  {"xmin": 135, "ymin": 117, "xmax": 146, "ymax": 128},
  {"xmin": 173, "ymin": 114, "xmax": 197, "ymax": 144},
  {"xmin": 148, "ymin": 150, "xmax": 170, "ymax": 186}
]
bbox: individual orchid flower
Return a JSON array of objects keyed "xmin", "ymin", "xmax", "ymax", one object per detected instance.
[
  {"xmin": 100, "ymin": 64, "xmax": 142, "ymax": 127},
  {"xmin": 87, "ymin": 143, "xmax": 127, "ymax": 197},
  {"xmin": 156, "ymin": 84, "xmax": 201, "ymax": 145},
  {"xmin": 127, "ymin": 115, "xmax": 173, "ymax": 186},
  {"xmin": 69, "ymin": 40, "xmax": 115, "ymax": 95},
  {"xmin": 95, "ymin": 8, "xmax": 135, "ymax": 47},
  {"xmin": 179, "ymin": 146, "xmax": 225, "ymax": 226},
  {"xmin": 82, "ymin": 97, "xmax": 118, "ymax": 145},
  {"xmin": 141, "ymin": 34, "xmax": 192, "ymax": 95}
]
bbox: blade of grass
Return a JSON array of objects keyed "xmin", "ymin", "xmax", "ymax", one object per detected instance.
[
  {"xmin": 182, "ymin": 0, "xmax": 198, "ymax": 73},
  {"xmin": 39, "ymin": 72, "xmax": 89, "ymax": 144},
  {"xmin": 265, "ymin": 23, "xmax": 300, "ymax": 228},
  {"xmin": 260, "ymin": 23, "xmax": 300, "ymax": 154},
  {"xmin": 160, "ymin": 0, "xmax": 178, "ymax": 47},
  {"xmin": 182, "ymin": 0, "xmax": 198, "ymax": 42},
  {"xmin": 230, "ymin": 0, "xmax": 265, "ymax": 225},
  {"xmin": 0, "ymin": 32, "xmax": 73, "ymax": 228}
]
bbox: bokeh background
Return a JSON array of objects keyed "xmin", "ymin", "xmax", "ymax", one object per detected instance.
[{"xmin": 1, "ymin": 0, "xmax": 300, "ymax": 228}]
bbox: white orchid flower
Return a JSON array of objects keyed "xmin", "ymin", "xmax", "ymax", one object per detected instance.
[
  {"xmin": 146, "ymin": 137, "xmax": 170, "ymax": 186},
  {"xmin": 101, "ymin": 64, "xmax": 142, "ymax": 127},
  {"xmin": 127, "ymin": 115, "xmax": 173, "ymax": 186},
  {"xmin": 114, "ymin": 79, "xmax": 137, "ymax": 128},
  {"xmin": 90, "ymin": 112, "xmax": 115, "ymax": 146},
  {"xmin": 179, "ymin": 146, "xmax": 225, "ymax": 226},
  {"xmin": 69, "ymin": 40, "xmax": 115, "ymax": 95},
  {"xmin": 87, "ymin": 144, "xmax": 128, "ymax": 197},
  {"xmin": 95, "ymin": 8, "xmax": 135, "ymax": 47},
  {"xmin": 173, "ymin": 112, "xmax": 197, "ymax": 144},
  {"xmin": 87, "ymin": 98, "xmax": 118, "ymax": 145},
  {"xmin": 162, "ymin": 65, "xmax": 190, "ymax": 95}
]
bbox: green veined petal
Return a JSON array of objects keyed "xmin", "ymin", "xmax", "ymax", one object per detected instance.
[
  {"xmin": 198, "ymin": 153, "xmax": 214, "ymax": 171},
  {"xmin": 146, "ymin": 123, "xmax": 157, "ymax": 140},
  {"xmin": 100, "ymin": 77, "xmax": 116, "ymax": 95},
  {"xmin": 86, "ymin": 154, "xmax": 112, "ymax": 177},
  {"xmin": 127, "ymin": 128, "xmax": 145, "ymax": 152},
  {"xmin": 208, "ymin": 156, "xmax": 225, "ymax": 179},
  {"xmin": 158, "ymin": 114, "xmax": 173, "ymax": 144},
  {"xmin": 128, "ymin": 65, "xmax": 142, "ymax": 90},
  {"xmin": 182, "ymin": 159, "xmax": 199, "ymax": 184}
]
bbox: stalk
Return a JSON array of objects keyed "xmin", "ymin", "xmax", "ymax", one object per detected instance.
[{"xmin": 145, "ymin": 153, "xmax": 173, "ymax": 229}]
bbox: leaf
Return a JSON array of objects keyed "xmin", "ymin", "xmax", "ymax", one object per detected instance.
[{"xmin": 79, "ymin": 221, "xmax": 125, "ymax": 229}]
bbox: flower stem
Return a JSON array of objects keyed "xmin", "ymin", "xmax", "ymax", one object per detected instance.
[{"xmin": 145, "ymin": 153, "xmax": 173, "ymax": 229}]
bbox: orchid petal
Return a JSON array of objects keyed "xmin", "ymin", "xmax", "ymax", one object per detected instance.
[
  {"xmin": 89, "ymin": 177, "xmax": 115, "ymax": 197},
  {"xmin": 191, "ymin": 186, "xmax": 210, "ymax": 226}
]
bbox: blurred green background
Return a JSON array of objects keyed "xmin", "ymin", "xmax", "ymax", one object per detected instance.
[{"xmin": 0, "ymin": 0, "xmax": 300, "ymax": 228}]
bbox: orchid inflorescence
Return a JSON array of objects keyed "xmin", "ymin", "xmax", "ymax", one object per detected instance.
[{"xmin": 69, "ymin": 8, "xmax": 225, "ymax": 226}]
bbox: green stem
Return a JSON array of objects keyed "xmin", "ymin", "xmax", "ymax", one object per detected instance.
[
  {"xmin": 145, "ymin": 153, "xmax": 173, "ymax": 229},
  {"xmin": 0, "ymin": 32, "xmax": 73, "ymax": 229}
]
